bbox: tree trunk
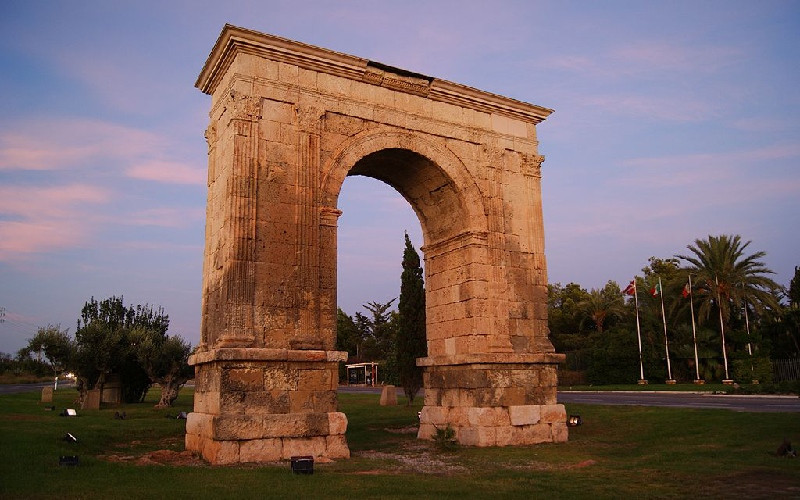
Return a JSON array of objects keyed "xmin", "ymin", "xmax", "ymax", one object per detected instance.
[{"xmin": 154, "ymin": 376, "xmax": 186, "ymax": 408}]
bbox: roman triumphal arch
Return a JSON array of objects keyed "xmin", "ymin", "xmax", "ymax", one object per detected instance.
[{"xmin": 186, "ymin": 24, "xmax": 567, "ymax": 465}]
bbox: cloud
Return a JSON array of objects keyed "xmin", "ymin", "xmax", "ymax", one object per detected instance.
[
  {"xmin": 126, "ymin": 160, "xmax": 206, "ymax": 185},
  {"xmin": 545, "ymin": 40, "xmax": 743, "ymax": 80},
  {"xmin": 126, "ymin": 207, "xmax": 205, "ymax": 228},
  {"xmin": 0, "ymin": 118, "xmax": 166, "ymax": 172},
  {"xmin": 0, "ymin": 183, "xmax": 110, "ymax": 260}
]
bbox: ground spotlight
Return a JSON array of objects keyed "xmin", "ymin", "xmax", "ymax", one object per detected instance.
[
  {"xmin": 290, "ymin": 455, "xmax": 314, "ymax": 474},
  {"xmin": 63, "ymin": 432, "xmax": 78, "ymax": 443},
  {"xmin": 567, "ymin": 415, "xmax": 582, "ymax": 427}
]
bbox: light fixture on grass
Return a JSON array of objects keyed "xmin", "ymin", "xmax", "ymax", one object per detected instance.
[
  {"xmin": 290, "ymin": 455, "xmax": 314, "ymax": 474},
  {"xmin": 63, "ymin": 432, "xmax": 78, "ymax": 443},
  {"xmin": 59, "ymin": 455, "xmax": 79, "ymax": 466},
  {"xmin": 567, "ymin": 415, "xmax": 582, "ymax": 427}
]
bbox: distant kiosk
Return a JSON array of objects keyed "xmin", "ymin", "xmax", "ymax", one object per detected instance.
[{"xmin": 346, "ymin": 362, "xmax": 379, "ymax": 386}]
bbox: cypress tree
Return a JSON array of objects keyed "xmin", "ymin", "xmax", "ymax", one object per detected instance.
[{"xmin": 396, "ymin": 232, "xmax": 427, "ymax": 404}]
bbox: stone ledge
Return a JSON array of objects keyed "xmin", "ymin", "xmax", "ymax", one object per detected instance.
[
  {"xmin": 188, "ymin": 411, "xmax": 348, "ymax": 440},
  {"xmin": 417, "ymin": 352, "xmax": 565, "ymax": 367},
  {"xmin": 190, "ymin": 348, "xmax": 348, "ymax": 365}
]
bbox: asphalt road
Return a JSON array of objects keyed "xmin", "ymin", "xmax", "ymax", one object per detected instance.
[
  {"xmin": 3, "ymin": 383, "xmax": 798, "ymax": 412},
  {"xmin": 558, "ymin": 391, "xmax": 800, "ymax": 413}
]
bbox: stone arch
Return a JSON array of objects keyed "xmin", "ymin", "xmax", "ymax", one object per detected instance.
[
  {"xmin": 186, "ymin": 24, "xmax": 567, "ymax": 465},
  {"xmin": 321, "ymin": 127, "xmax": 488, "ymax": 245}
]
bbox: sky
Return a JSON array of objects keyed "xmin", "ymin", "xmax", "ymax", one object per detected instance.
[{"xmin": 1, "ymin": 1, "xmax": 798, "ymax": 354}]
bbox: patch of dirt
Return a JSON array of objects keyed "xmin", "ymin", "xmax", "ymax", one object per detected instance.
[
  {"xmin": 100, "ymin": 450, "xmax": 206, "ymax": 467},
  {"xmin": 356, "ymin": 440, "xmax": 468, "ymax": 475},
  {"xmin": 384, "ymin": 425, "xmax": 418, "ymax": 435},
  {"xmin": 703, "ymin": 470, "xmax": 800, "ymax": 498}
]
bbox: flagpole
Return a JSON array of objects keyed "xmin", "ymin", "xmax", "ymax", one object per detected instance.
[
  {"xmin": 743, "ymin": 299, "xmax": 757, "ymax": 383},
  {"xmin": 658, "ymin": 277, "xmax": 675, "ymax": 383},
  {"xmin": 688, "ymin": 274, "xmax": 703, "ymax": 384},
  {"xmin": 716, "ymin": 276, "xmax": 733, "ymax": 383},
  {"xmin": 633, "ymin": 278, "xmax": 646, "ymax": 384}
]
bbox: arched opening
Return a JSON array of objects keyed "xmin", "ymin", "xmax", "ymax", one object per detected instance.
[{"xmin": 336, "ymin": 175, "xmax": 423, "ymax": 317}]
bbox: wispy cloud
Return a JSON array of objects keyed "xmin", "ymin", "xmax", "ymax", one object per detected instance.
[
  {"xmin": 126, "ymin": 207, "xmax": 205, "ymax": 228},
  {"xmin": 0, "ymin": 183, "xmax": 110, "ymax": 260},
  {"xmin": 0, "ymin": 118, "xmax": 165, "ymax": 171},
  {"xmin": 126, "ymin": 160, "xmax": 206, "ymax": 185}
]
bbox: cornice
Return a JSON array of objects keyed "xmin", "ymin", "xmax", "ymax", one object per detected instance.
[{"xmin": 196, "ymin": 24, "xmax": 553, "ymax": 124}]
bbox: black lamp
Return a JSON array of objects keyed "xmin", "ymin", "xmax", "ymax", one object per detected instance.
[{"xmin": 567, "ymin": 415, "xmax": 582, "ymax": 427}]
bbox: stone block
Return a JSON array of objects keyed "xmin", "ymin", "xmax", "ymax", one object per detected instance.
[
  {"xmin": 508, "ymin": 405, "xmax": 541, "ymax": 426},
  {"xmin": 467, "ymin": 406, "xmax": 510, "ymax": 427},
  {"xmin": 186, "ymin": 412, "xmax": 214, "ymax": 438},
  {"xmin": 423, "ymin": 387, "xmax": 440, "ymax": 406},
  {"xmin": 540, "ymin": 404, "xmax": 566, "ymax": 424},
  {"xmin": 203, "ymin": 439, "xmax": 240, "ymax": 465},
  {"xmin": 193, "ymin": 390, "xmax": 221, "ymax": 414},
  {"xmin": 240, "ymin": 438, "xmax": 283, "ymax": 463},
  {"xmin": 417, "ymin": 423, "xmax": 436, "ymax": 440},
  {"xmin": 327, "ymin": 412, "xmax": 348, "ymax": 435},
  {"xmin": 420, "ymin": 405, "xmax": 448, "ymax": 426},
  {"xmin": 325, "ymin": 434, "xmax": 351, "ymax": 459},
  {"xmin": 495, "ymin": 425, "xmax": 514, "ymax": 447},
  {"xmin": 379, "ymin": 385, "xmax": 397, "ymax": 406},
  {"xmin": 41, "ymin": 387, "xmax": 53, "ymax": 403},
  {"xmin": 281, "ymin": 436, "xmax": 327, "ymax": 459},
  {"xmin": 83, "ymin": 389, "xmax": 101, "ymax": 410},
  {"xmin": 224, "ymin": 368, "xmax": 264, "ymax": 392},
  {"xmin": 551, "ymin": 422, "xmax": 569, "ymax": 443},
  {"xmin": 512, "ymin": 424, "xmax": 552, "ymax": 446},
  {"xmin": 445, "ymin": 407, "xmax": 469, "ymax": 427},
  {"xmin": 312, "ymin": 390, "xmax": 338, "ymax": 412},
  {"xmin": 459, "ymin": 426, "xmax": 496, "ymax": 447}
]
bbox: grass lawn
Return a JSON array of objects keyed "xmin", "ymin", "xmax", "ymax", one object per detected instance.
[{"xmin": 1, "ymin": 387, "xmax": 798, "ymax": 499}]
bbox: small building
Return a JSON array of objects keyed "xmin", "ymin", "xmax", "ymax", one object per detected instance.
[{"xmin": 346, "ymin": 362, "xmax": 379, "ymax": 386}]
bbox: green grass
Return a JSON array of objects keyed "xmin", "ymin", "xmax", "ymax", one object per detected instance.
[{"xmin": 1, "ymin": 387, "xmax": 798, "ymax": 499}]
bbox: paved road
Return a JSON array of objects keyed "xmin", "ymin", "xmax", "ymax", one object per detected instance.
[
  {"xmin": 4, "ymin": 383, "xmax": 798, "ymax": 412},
  {"xmin": 0, "ymin": 381, "xmax": 74, "ymax": 395},
  {"xmin": 558, "ymin": 391, "xmax": 800, "ymax": 413},
  {"xmin": 340, "ymin": 386, "xmax": 800, "ymax": 412}
]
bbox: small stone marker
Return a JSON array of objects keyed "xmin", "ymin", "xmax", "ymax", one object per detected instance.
[
  {"xmin": 83, "ymin": 389, "xmax": 101, "ymax": 410},
  {"xmin": 41, "ymin": 387, "xmax": 53, "ymax": 403},
  {"xmin": 379, "ymin": 385, "xmax": 397, "ymax": 406}
]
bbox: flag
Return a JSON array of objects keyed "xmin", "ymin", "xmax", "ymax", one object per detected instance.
[
  {"xmin": 681, "ymin": 282, "xmax": 691, "ymax": 298},
  {"xmin": 650, "ymin": 282, "xmax": 662, "ymax": 297},
  {"xmin": 623, "ymin": 280, "xmax": 636, "ymax": 296}
]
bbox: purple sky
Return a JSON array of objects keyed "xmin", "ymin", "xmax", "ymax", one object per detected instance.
[{"xmin": 1, "ymin": 1, "xmax": 798, "ymax": 354}]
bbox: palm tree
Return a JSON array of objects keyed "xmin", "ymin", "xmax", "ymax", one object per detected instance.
[
  {"xmin": 676, "ymin": 235, "xmax": 781, "ymax": 381},
  {"xmin": 578, "ymin": 282, "xmax": 626, "ymax": 334},
  {"xmin": 677, "ymin": 234, "xmax": 781, "ymax": 325}
]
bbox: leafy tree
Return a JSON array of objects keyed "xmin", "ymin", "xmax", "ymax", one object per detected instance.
[
  {"xmin": 19, "ymin": 324, "xmax": 74, "ymax": 382},
  {"xmin": 357, "ymin": 299, "xmax": 397, "ymax": 363},
  {"xmin": 789, "ymin": 266, "xmax": 800, "ymax": 307},
  {"xmin": 131, "ymin": 328, "xmax": 193, "ymax": 407},
  {"xmin": 74, "ymin": 296, "xmax": 170, "ymax": 405},
  {"xmin": 548, "ymin": 283, "xmax": 590, "ymax": 336},
  {"xmin": 336, "ymin": 308, "xmax": 361, "ymax": 359},
  {"xmin": 396, "ymin": 233, "xmax": 427, "ymax": 404}
]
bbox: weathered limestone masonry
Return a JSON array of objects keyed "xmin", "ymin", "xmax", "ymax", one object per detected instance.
[{"xmin": 187, "ymin": 24, "xmax": 566, "ymax": 464}]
